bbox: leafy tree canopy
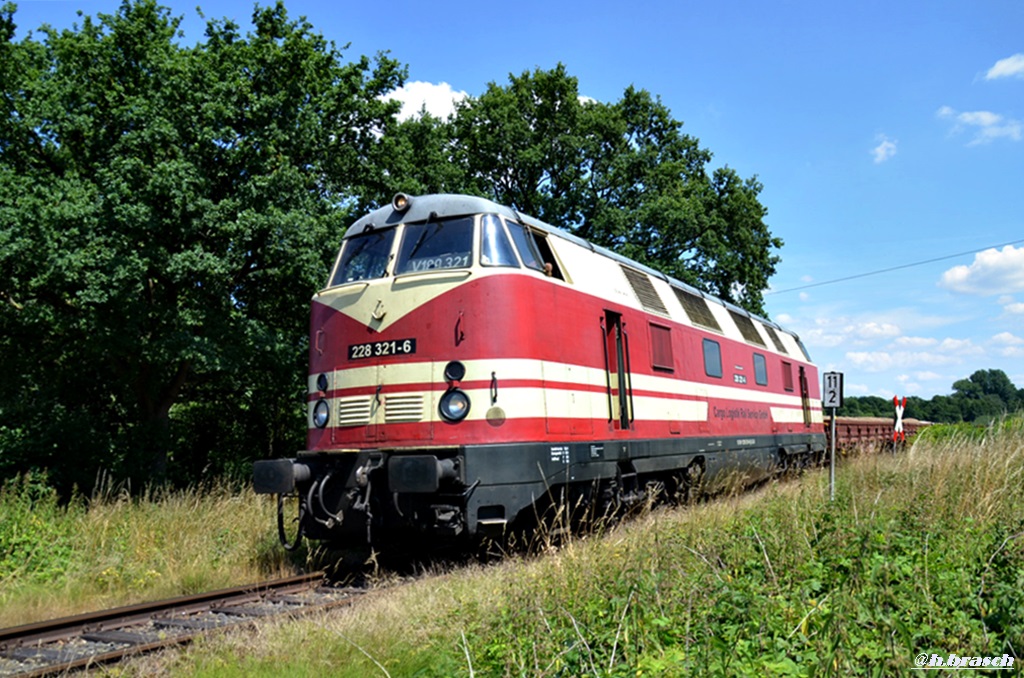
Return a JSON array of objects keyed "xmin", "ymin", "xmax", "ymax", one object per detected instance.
[
  {"xmin": 390, "ymin": 65, "xmax": 782, "ymax": 315},
  {"xmin": 0, "ymin": 0, "xmax": 404, "ymax": 488}
]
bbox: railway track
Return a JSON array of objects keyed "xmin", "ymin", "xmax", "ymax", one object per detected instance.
[{"xmin": 0, "ymin": 572, "xmax": 363, "ymax": 677}]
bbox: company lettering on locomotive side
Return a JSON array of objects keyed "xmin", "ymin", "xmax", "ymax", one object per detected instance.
[{"xmin": 253, "ymin": 193, "xmax": 826, "ymax": 550}]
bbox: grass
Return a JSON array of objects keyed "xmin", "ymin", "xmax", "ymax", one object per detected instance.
[
  {"xmin": 0, "ymin": 477, "xmax": 297, "ymax": 628},
  {"xmin": 4, "ymin": 418, "xmax": 1023, "ymax": 675}
]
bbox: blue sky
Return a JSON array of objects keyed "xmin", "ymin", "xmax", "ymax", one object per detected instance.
[{"xmin": 12, "ymin": 0, "xmax": 1024, "ymax": 399}]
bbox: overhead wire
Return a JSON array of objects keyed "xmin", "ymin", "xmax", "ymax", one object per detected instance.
[{"xmin": 767, "ymin": 237, "xmax": 1024, "ymax": 295}]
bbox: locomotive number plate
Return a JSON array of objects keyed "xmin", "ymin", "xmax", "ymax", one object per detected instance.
[{"xmin": 348, "ymin": 338, "xmax": 417, "ymax": 360}]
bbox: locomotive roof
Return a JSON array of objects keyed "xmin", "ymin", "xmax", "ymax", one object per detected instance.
[{"xmin": 345, "ymin": 193, "xmax": 792, "ymax": 337}]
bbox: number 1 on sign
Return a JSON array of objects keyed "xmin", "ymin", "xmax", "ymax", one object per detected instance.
[{"xmin": 823, "ymin": 372, "xmax": 843, "ymax": 409}]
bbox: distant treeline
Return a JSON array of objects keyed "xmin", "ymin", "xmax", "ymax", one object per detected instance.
[{"xmin": 835, "ymin": 369, "xmax": 1022, "ymax": 423}]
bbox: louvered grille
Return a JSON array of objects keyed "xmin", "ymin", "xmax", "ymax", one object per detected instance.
[
  {"xmin": 337, "ymin": 396, "xmax": 371, "ymax": 427},
  {"xmin": 385, "ymin": 394, "xmax": 424, "ymax": 423},
  {"xmin": 763, "ymin": 324, "xmax": 788, "ymax": 354},
  {"xmin": 619, "ymin": 265, "xmax": 669, "ymax": 315},
  {"xmin": 673, "ymin": 287, "xmax": 721, "ymax": 331},
  {"xmin": 729, "ymin": 310, "xmax": 766, "ymax": 346}
]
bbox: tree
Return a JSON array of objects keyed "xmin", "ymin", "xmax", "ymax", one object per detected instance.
[
  {"xmin": 446, "ymin": 66, "xmax": 782, "ymax": 315},
  {"xmin": 952, "ymin": 369, "xmax": 1018, "ymax": 422},
  {"xmin": 0, "ymin": 0, "xmax": 404, "ymax": 489}
]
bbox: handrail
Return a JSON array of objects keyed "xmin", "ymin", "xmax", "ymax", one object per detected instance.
[{"xmin": 600, "ymin": 318, "xmax": 613, "ymax": 422}]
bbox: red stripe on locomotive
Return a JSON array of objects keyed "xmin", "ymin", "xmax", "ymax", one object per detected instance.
[{"xmin": 307, "ymin": 272, "xmax": 820, "ymax": 450}]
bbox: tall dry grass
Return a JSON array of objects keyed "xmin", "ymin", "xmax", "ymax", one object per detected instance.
[
  {"xmin": 118, "ymin": 417, "xmax": 1023, "ymax": 677},
  {"xmin": 0, "ymin": 480, "xmax": 297, "ymax": 628}
]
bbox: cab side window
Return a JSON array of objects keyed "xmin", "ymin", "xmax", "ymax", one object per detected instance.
[
  {"xmin": 507, "ymin": 221, "xmax": 565, "ymax": 280},
  {"xmin": 507, "ymin": 221, "xmax": 544, "ymax": 271}
]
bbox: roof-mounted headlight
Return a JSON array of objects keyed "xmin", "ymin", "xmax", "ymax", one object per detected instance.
[{"xmin": 392, "ymin": 193, "xmax": 412, "ymax": 212}]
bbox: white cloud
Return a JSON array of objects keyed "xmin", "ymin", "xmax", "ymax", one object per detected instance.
[
  {"xmin": 383, "ymin": 81, "xmax": 468, "ymax": 121},
  {"xmin": 938, "ymin": 245, "xmax": 1024, "ymax": 295},
  {"xmin": 990, "ymin": 333, "xmax": 1024, "ymax": 358},
  {"xmin": 991, "ymin": 331, "xmax": 1024, "ymax": 346},
  {"xmin": 856, "ymin": 322, "xmax": 901, "ymax": 340},
  {"xmin": 937, "ymin": 338, "xmax": 983, "ymax": 355},
  {"xmin": 896, "ymin": 374, "xmax": 921, "ymax": 392},
  {"xmin": 805, "ymin": 328, "xmax": 846, "ymax": 348},
  {"xmin": 847, "ymin": 382, "xmax": 872, "ymax": 395},
  {"xmin": 937, "ymin": 105, "xmax": 1022, "ymax": 144},
  {"xmin": 845, "ymin": 350, "xmax": 963, "ymax": 373},
  {"xmin": 894, "ymin": 336, "xmax": 938, "ymax": 348},
  {"xmin": 799, "ymin": 292, "xmax": 809, "ymax": 302},
  {"xmin": 1005, "ymin": 302, "xmax": 1024, "ymax": 314},
  {"xmin": 872, "ymin": 135, "xmax": 897, "ymax": 163},
  {"xmin": 985, "ymin": 53, "xmax": 1024, "ymax": 80},
  {"xmin": 802, "ymin": 317, "xmax": 901, "ymax": 350}
]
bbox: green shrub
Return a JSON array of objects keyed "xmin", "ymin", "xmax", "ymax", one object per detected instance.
[{"xmin": 0, "ymin": 471, "xmax": 78, "ymax": 585}]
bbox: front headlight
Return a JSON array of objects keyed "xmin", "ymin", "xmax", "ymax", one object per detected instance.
[
  {"xmin": 439, "ymin": 389, "xmax": 470, "ymax": 422},
  {"xmin": 312, "ymin": 399, "xmax": 330, "ymax": 428}
]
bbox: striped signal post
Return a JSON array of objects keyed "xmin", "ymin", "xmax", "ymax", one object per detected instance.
[{"xmin": 893, "ymin": 396, "xmax": 906, "ymax": 454}]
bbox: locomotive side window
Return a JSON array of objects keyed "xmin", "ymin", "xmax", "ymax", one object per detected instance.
[
  {"xmin": 753, "ymin": 353, "xmax": 768, "ymax": 386},
  {"xmin": 531, "ymin": 232, "xmax": 565, "ymax": 280},
  {"xmin": 330, "ymin": 228, "xmax": 397, "ymax": 285},
  {"xmin": 479, "ymin": 214, "xmax": 519, "ymax": 267},
  {"xmin": 507, "ymin": 221, "xmax": 545, "ymax": 272},
  {"xmin": 395, "ymin": 216, "xmax": 474, "ymax": 275},
  {"xmin": 703, "ymin": 338, "xmax": 722, "ymax": 378}
]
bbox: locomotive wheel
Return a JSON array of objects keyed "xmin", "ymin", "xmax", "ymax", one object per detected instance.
[{"xmin": 681, "ymin": 462, "xmax": 705, "ymax": 505}]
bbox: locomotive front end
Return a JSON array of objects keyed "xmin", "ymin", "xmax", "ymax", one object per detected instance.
[{"xmin": 253, "ymin": 194, "xmax": 545, "ymax": 550}]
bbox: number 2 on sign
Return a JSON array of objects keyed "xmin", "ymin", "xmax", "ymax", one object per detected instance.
[{"xmin": 823, "ymin": 372, "xmax": 843, "ymax": 409}]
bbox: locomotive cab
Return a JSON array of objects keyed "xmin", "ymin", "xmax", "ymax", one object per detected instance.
[{"xmin": 254, "ymin": 195, "xmax": 575, "ymax": 548}]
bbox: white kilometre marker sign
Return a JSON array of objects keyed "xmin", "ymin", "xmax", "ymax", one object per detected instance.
[{"xmin": 823, "ymin": 372, "xmax": 843, "ymax": 501}]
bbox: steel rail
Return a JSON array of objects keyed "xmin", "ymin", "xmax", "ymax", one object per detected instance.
[{"xmin": 0, "ymin": 572, "xmax": 362, "ymax": 677}]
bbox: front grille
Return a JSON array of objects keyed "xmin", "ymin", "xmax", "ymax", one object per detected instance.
[
  {"xmin": 385, "ymin": 394, "xmax": 424, "ymax": 423},
  {"xmin": 337, "ymin": 396, "xmax": 371, "ymax": 427}
]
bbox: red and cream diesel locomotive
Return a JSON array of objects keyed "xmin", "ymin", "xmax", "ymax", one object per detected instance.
[{"xmin": 253, "ymin": 193, "xmax": 826, "ymax": 549}]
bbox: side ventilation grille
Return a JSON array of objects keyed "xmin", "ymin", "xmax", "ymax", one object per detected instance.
[
  {"xmin": 763, "ymin": 324, "xmax": 788, "ymax": 354},
  {"xmin": 673, "ymin": 287, "xmax": 721, "ymax": 331},
  {"xmin": 729, "ymin": 310, "xmax": 766, "ymax": 347},
  {"xmin": 619, "ymin": 265, "xmax": 669, "ymax": 316}
]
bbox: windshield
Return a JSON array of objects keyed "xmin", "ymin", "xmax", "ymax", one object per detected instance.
[
  {"xmin": 329, "ymin": 229, "xmax": 396, "ymax": 286},
  {"xmin": 395, "ymin": 216, "xmax": 474, "ymax": 275},
  {"xmin": 479, "ymin": 214, "xmax": 519, "ymax": 267}
]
